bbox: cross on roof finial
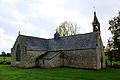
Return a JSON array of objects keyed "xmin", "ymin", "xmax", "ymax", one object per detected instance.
[
  {"xmin": 93, "ymin": 6, "xmax": 95, "ymax": 11},
  {"xmin": 93, "ymin": 6, "xmax": 96, "ymax": 16},
  {"xmin": 18, "ymin": 31, "xmax": 20, "ymax": 35}
]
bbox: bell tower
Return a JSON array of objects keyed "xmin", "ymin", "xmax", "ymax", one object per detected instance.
[{"xmin": 92, "ymin": 11, "xmax": 100, "ymax": 32}]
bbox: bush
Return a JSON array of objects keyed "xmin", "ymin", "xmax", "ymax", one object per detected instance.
[
  {"xmin": 0, "ymin": 61, "xmax": 11, "ymax": 64},
  {"xmin": 112, "ymin": 64, "xmax": 120, "ymax": 68}
]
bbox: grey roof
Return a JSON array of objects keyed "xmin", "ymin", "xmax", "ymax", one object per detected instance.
[
  {"xmin": 21, "ymin": 32, "xmax": 97, "ymax": 51},
  {"xmin": 23, "ymin": 35, "xmax": 48, "ymax": 51},
  {"xmin": 42, "ymin": 52, "xmax": 60, "ymax": 60},
  {"xmin": 48, "ymin": 32, "xmax": 97, "ymax": 51}
]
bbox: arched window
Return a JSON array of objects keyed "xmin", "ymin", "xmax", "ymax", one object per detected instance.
[{"xmin": 16, "ymin": 45, "xmax": 21, "ymax": 61}]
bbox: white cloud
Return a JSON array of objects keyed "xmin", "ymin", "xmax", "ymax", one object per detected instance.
[
  {"xmin": 10, "ymin": 8, "xmax": 25, "ymax": 20},
  {"xmin": 1, "ymin": 0, "xmax": 20, "ymax": 5},
  {"xmin": 0, "ymin": 0, "xmax": 120, "ymax": 52},
  {"xmin": 0, "ymin": 28, "xmax": 15, "ymax": 53}
]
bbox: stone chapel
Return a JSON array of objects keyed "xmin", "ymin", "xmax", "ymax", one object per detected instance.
[{"xmin": 11, "ymin": 12, "xmax": 106, "ymax": 69}]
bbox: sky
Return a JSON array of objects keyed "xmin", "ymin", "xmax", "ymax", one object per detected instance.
[{"xmin": 0, "ymin": 0, "xmax": 120, "ymax": 53}]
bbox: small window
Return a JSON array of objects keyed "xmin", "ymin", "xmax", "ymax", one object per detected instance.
[
  {"xmin": 96, "ymin": 44, "xmax": 98, "ymax": 46},
  {"xmin": 16, "ymin": 45, "xmax": 21, "ymax": 61},
  {"xmin": 42, "ymin": 60, "xmax": 44, "ymax": 64}
]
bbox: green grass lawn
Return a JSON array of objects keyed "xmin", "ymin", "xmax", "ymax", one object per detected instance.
[
  {"xmin": 0, "ymin": 56, "xmax": 11, "ymax": 62},
  {"xmin": 0, "ymin": 65, "xmax": 120, "ymax": 80}
]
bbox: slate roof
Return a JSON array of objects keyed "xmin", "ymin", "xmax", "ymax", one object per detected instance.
[
  {"xmin": 23, "ymin": 35, "xmax": 48, "ymax": 51},
  {"xmin": 41, "ymin": 52, "xmax": 60, "ymax": 60},
  {"xmin": 21, "ymin": 32, "xmax": 97, "ymax": 51}
]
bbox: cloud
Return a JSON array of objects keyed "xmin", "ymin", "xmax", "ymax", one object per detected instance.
[
  {"xmin": 0, "ymin": 28, "xmax": 16, "ymax": 53},
  {"xmin": 0, "ymin": 0, "xmax": 120, "ymax": 53}
]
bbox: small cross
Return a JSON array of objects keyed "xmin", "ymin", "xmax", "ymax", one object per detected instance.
[
  {"xmin": 19, "ymin": 31, "xmax": 20, "ymax": 35},
  {"xmin": 93, "ymin": 6, "xmax": 95, "ymax": 11}
]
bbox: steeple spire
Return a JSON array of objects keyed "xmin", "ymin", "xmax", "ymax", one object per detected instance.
[{"xmin": 92, "ymin": 11, "xmax": 100, "ymax": 32}]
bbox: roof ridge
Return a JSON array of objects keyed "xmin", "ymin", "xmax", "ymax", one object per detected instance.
[
  {"xmin": 20, "ymin": 32, "xmax": 98, "ymax": 40},
  {"xmin": 51, "ymin": 32, "xmax": 98, "ymax": 39},
  {"xmin": 20, "ymin": 34, "xmax": 47, "ymax": 40}
]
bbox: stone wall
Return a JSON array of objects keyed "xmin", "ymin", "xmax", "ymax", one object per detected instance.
[
  {"xmin": 38, "ymin": 53, "xmax": 62, "ymax": 68},
  {"xmin": 23, "ymin": 51, "xmax": 46, "ymax": 68},
  {"xmin": 12, "ymin": 48, "xmax": 98, "ymax": 69},
  {"xmin": 96, "ymin": 36, "xmax": 106, "ymax": 69},
  {"xmin": 63, "ymin": 49, "xmax": 97, "ymax": 69},
  {"xmin": 11, "ymin": 50, "xmax": 46, "ymax": 68},
  {"xmin": 11, "ymin": 35, "xmax": 26, "ymax": 67},
  {"xmin": 34, "ymin": 49, "xmax": 98, "ymax": 69}
]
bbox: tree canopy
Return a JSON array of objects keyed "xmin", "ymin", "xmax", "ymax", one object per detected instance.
[
  {"xmin": 108, "ymin": 11, "xmax": 120, "ymax": 50},
  {"xmin": 107, "ymin": 11, "xmax": 120, "ymax": 63},
  {"xmin": 56, "ymin": 21, "xmax": 77, "ymax": 36}
]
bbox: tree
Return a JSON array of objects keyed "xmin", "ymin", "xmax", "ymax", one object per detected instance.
[
  {"xmin": 1, "ymin": 51, "xmax": 6, "ymax": 56},
  {"xmin": 6, "ymin": 53, "xmax": 11, "ymax": 57},
  {"xmin": 108, "ymin": 11, "xmax": 120, "ymax": 61},
  {"xmin": 107, "ymin": 39, "xmax": 113, "ymax": 66},
  {"xmin": 56, "ymin": 21, "xmax": 77, "ymax": 36},
  {"xmin": 1, "ymin": 51, "xmax": 6, "ymax": 62}
]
